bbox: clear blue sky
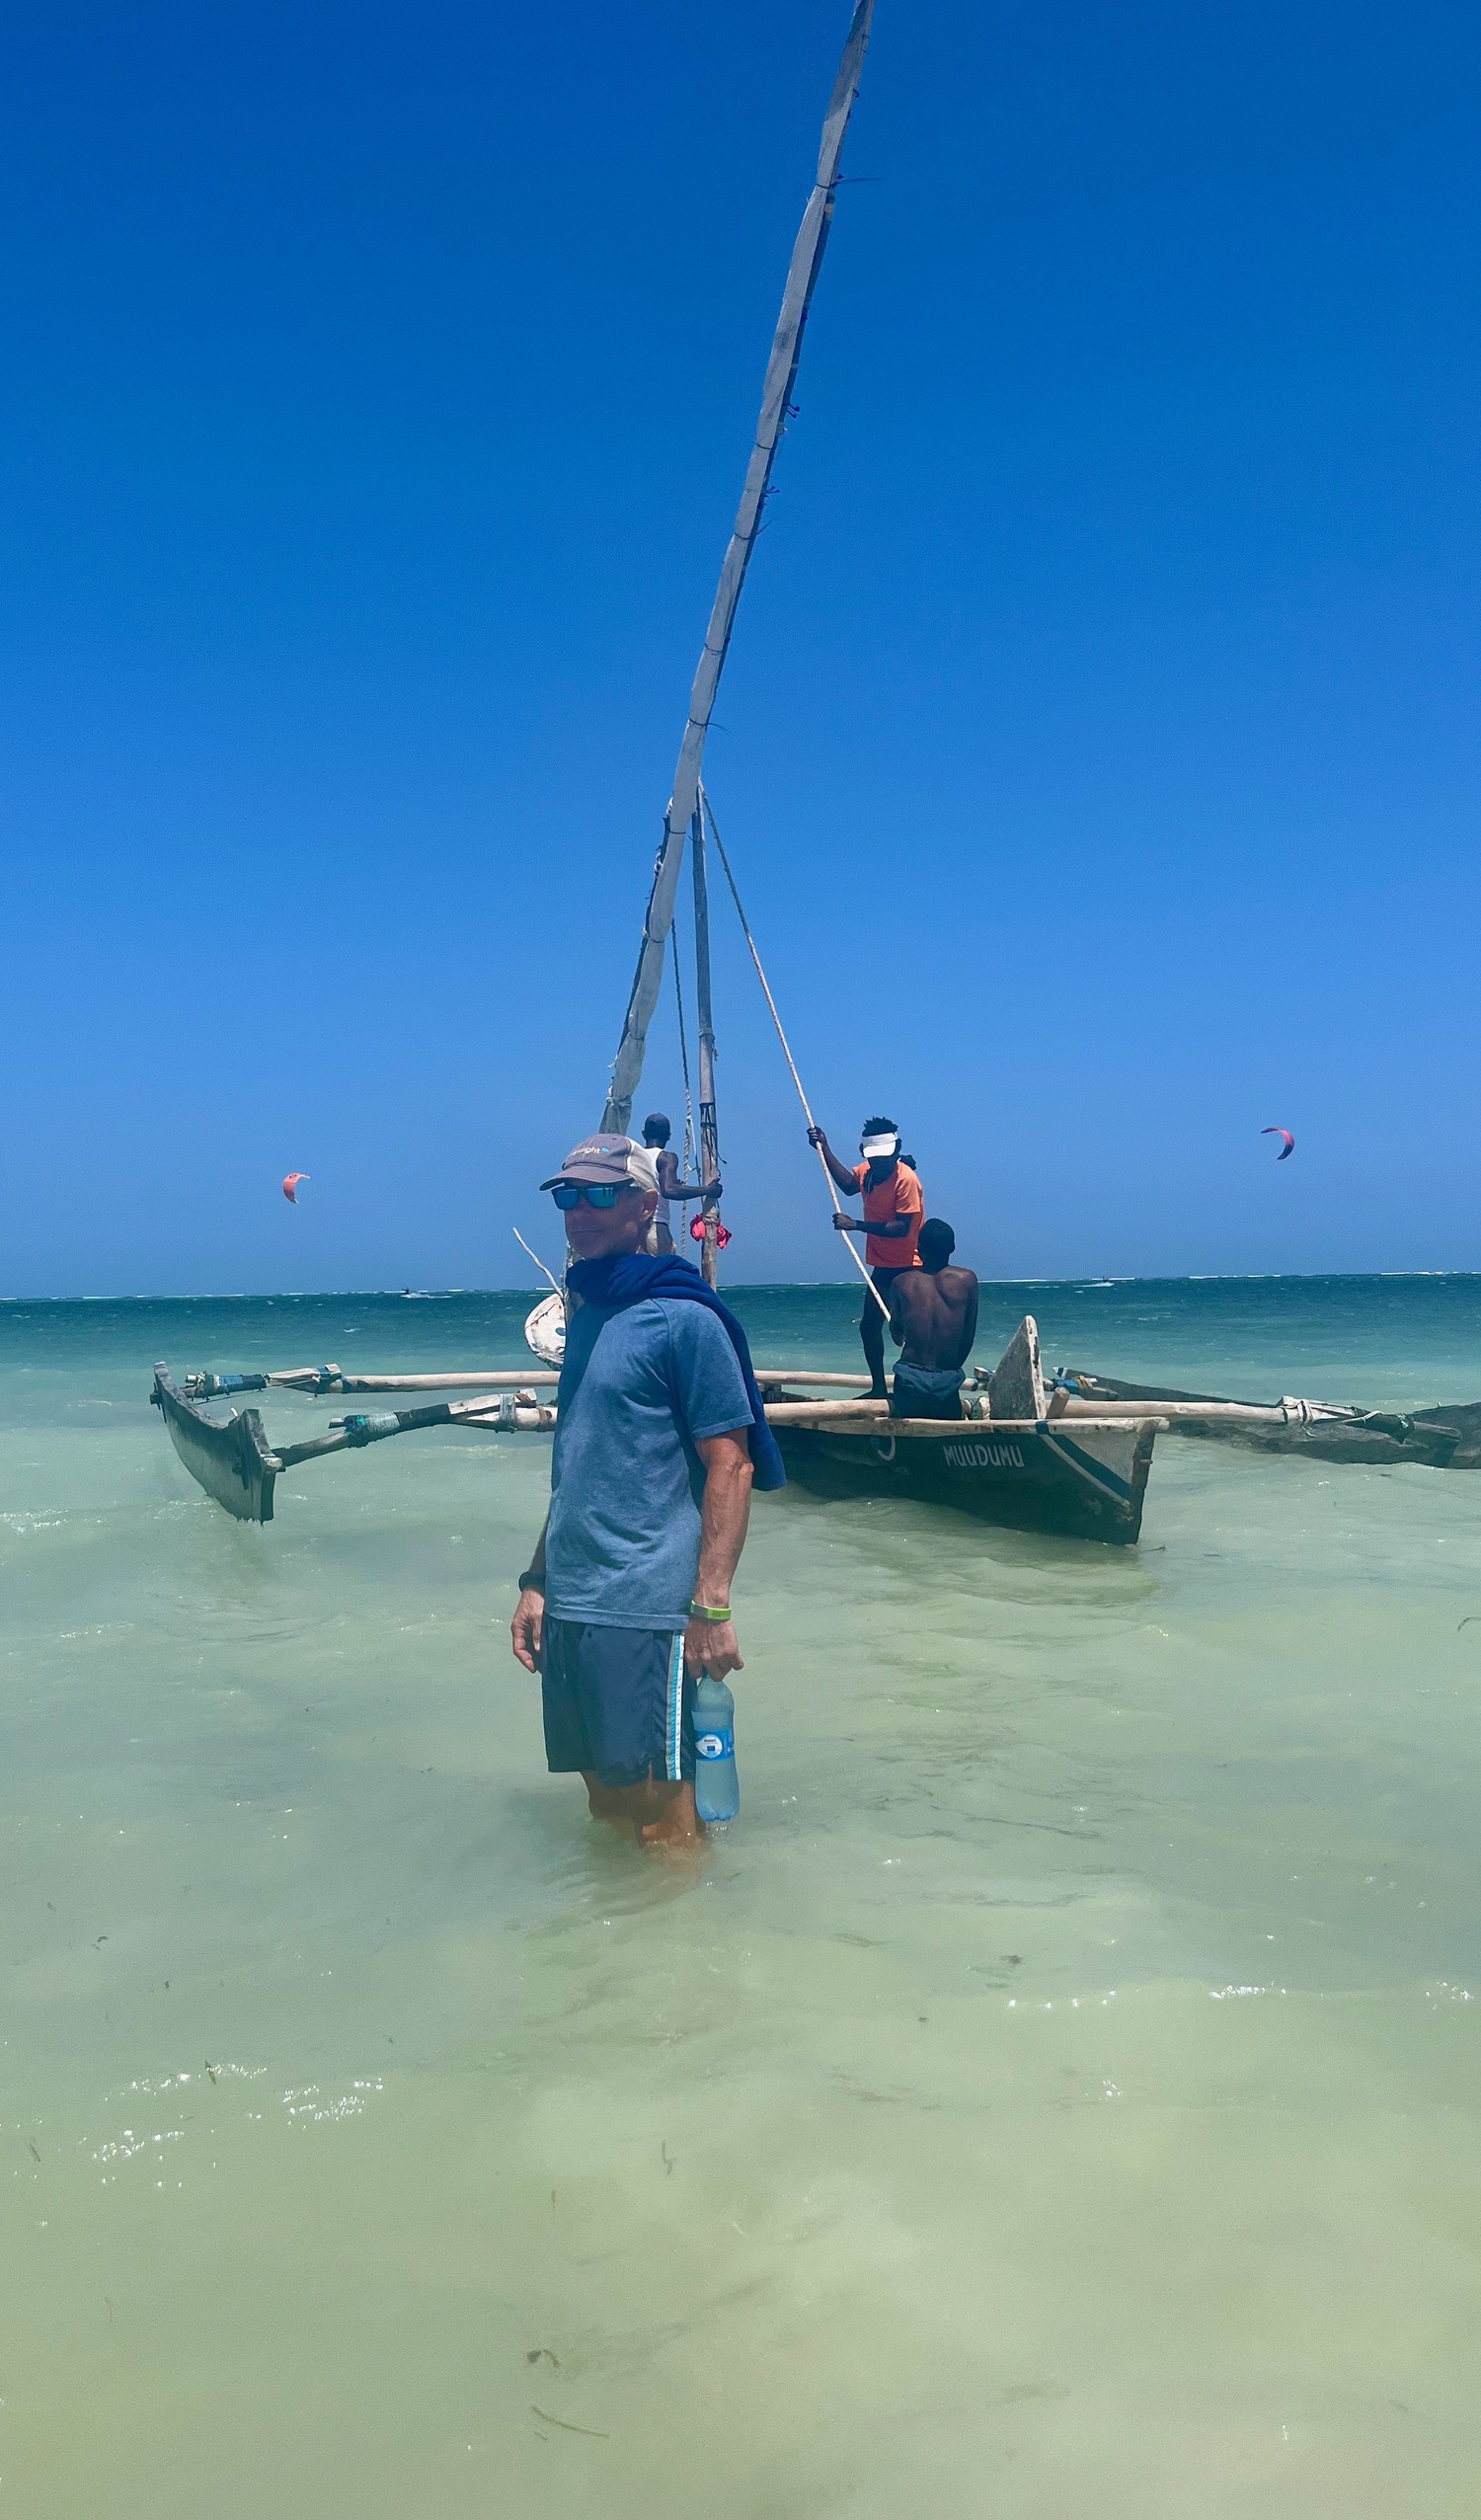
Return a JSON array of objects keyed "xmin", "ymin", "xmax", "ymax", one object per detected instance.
[{"xmin": 5, "ymin": 0, "xmax": 1480, "ymax": 1297}]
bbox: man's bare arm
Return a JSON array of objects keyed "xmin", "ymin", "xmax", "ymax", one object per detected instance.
[
  {"xmin": 657, "ymin": 1146, "xmax": 723, "ymax": 1202},
  {"xmin": 807, "ymin": 1127, "xmax": 861, "ymax": 1198},
  {"xmin": 510, "ymin": 1515, "xmax": 548, "ymax": 1673},
  {"xmin": 961, "ymin": 1278, "xmax": 979, "ymax": 1359},
  {"xmin": 685, "ymin": 1429, "xmax": 753, "ymax": 1680},
  {"xmin": 833, "ymin": 1211, "xmax": 911, "ymax": 1237}
]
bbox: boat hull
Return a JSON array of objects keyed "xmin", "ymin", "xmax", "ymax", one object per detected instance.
[
  {"xmin": 152, "ymin": 1369, "xmax": 279, "ymax": 1523},
  {"xmin": 772, "ymin": 1415, "xmax": 1155, "ymax": 1544}
]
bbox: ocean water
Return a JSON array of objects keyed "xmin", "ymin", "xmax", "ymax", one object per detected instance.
[{"xmin": 4, "ymin": 1276, "xmax": 1481, "ymax": 2517}]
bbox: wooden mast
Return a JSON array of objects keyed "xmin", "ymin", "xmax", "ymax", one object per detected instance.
[
  {"xmin": 690, "ymin": 805, "xmax": 721, "ymax": 1285},
  {"xmin": 599, "ymin": 0, "xmax": 878, "ymax": 1134}
]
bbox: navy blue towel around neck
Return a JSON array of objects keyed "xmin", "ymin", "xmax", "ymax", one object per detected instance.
[{"xmin": 564, "ymin": 1252, "xmax": 786, "ymax": 1491}]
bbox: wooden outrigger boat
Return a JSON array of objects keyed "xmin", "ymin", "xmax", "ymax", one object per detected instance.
[
  {"xmin": 152, "ymin": 1314, "xmax": 1165, "ymax": 1545},
  {"xmin": 154, "ymin": 1300, "xmax": 1481, "ymax": 1542},
  {"xmin": 151, "ymin": 1348, "xmax": 1161, "ymax": 1543},
  {"xmin": 147, "ymin": 13, "xmax": 1479, "ymax": 1554}
]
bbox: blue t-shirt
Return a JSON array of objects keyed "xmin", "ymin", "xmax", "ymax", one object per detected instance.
[{"xmin": 545, "ymin": 1298, "xmax": 753, "ymax": 1630}]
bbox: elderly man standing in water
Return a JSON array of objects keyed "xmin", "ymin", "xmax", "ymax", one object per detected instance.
[{"xmin": 509, "ymin": 1134, "xmax": 785, "ymax": 1850}]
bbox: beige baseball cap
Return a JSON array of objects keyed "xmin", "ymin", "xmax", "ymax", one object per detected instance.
[{"xmin": 539, "ymin": 1134, "xmax": 659, "ymax": 1195}]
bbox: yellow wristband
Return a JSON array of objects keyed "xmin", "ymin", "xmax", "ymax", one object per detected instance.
[{"xmin": 688, "ymin": 1603, "xmax": 732, "ymax": 1621}]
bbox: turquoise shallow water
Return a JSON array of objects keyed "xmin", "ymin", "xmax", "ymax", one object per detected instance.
[{"xmin": 4, "ymin": 1277, "xmax": 1481, "ymax": 2516}]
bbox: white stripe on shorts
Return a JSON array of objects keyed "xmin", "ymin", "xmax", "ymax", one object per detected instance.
[{"xmin": 665, "ymin": 1631, "xmax": 685, "ymax": 1781}]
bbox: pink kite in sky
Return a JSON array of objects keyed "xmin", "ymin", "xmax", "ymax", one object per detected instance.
[
  {"xmin": 1261, "ymin": 1128, "xmax": 1294, "ymax": 1161},
  {"xmin": 282, "ymin": 1173, "xmax": 310, "ymax": 1203}
]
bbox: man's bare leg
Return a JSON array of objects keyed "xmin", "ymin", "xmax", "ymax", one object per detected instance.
[
  {"xmin": 582, "ymin": 1772, "xmax": 703, "ymax": 1848},
  {"xmin": 583, "ymin": 1771, "xmax": 632, "ymax": 1828},
  {"xmin": 630, "ymin": 1776, "xmax": 703, "ymax": 1850}
]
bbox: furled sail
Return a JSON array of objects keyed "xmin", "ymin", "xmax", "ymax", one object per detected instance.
[{"xmin": 600, "ymin": 0, "xmax": 877, "ymax": 1134}]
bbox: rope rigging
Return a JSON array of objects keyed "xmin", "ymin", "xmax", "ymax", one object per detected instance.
[
  {"xmin": 669, "ymin": 918, "xmax": 698, "ymax": 1182},
  {"xmin": 697, "ymin": 782, "xmax": 890, "ymax": 1320}
]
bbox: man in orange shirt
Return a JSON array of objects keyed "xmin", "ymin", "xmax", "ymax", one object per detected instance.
[{"xmin": 807, "ymin": 1115, "xmax": 924, "ymax": 1398}]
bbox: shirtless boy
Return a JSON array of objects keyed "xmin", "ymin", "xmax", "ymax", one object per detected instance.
[{"xmin": 888, "ymin": 1220, "xmax": 978, "ymax": 1419}]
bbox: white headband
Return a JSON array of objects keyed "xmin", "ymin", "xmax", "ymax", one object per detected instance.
[{"xmin": 860, "ymin": 1133, "xmax": 898, "ymax": 1159}]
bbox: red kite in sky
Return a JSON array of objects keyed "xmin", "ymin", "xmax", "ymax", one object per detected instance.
[
  {"xmin": 282, "ymin": 1173, "xmax": 310, "ymax": 1203},
  {"xmin": 1261, "ymin": 1128, "xmax": 1294, "ymax": 1161}
]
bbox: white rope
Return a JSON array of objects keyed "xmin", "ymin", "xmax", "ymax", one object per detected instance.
[{"xmin": 698, "ymin": 783, "xmax": 890, "ymax": 1321}]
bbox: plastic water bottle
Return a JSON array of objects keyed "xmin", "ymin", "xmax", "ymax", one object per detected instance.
[{"xmin": 692, "ymin": 1673, "xmax": 740, "ymax": 1825}]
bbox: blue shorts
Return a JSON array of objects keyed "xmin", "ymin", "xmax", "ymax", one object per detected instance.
[
  {"xmin": 890, "ymin": 1361, "xmax": 966, "ymax": 1419},
  {"xmin": 540, "ymin": 1617, "xmax": 696, "ymax": 1787}
]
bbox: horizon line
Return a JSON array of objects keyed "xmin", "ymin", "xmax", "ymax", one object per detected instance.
[{"xmin": 4, "ymin": 1269, "xmax": 1481, "ymax": 1305}]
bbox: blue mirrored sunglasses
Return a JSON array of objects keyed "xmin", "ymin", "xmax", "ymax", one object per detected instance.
[{"xmin": 550, "ymin": 1180, "xmax": 626, "ymax": 1212}]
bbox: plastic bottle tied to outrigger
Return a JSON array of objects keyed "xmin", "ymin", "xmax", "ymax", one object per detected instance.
[{"xmin": 692, "ymin": 1673, "xmax": 740, "ymax": 1825}]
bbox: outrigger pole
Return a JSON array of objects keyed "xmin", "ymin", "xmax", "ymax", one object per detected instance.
[{"xmin": 600, "ymin": 0, "xmax": 877, "ymax": 1134}]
